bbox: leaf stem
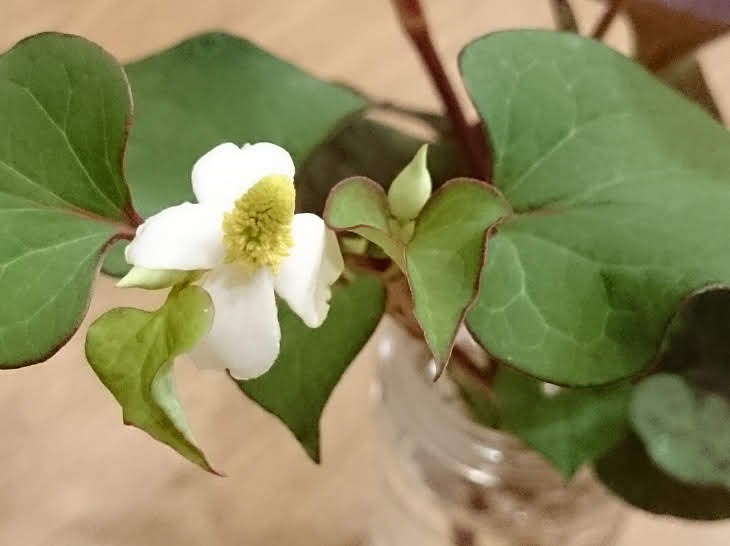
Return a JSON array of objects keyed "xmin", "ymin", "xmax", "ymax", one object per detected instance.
[
  {"xmin": 390, "ymin": 0, "xmax": 490, "ymax": 180},
  {"xmin": 123, "ymin": 203, "xmax": 144, "ymax": 228},
  {"xmin": 550, "ymin": 0, "xmax": 579, "ymax": 32},
  {"xmin": 591, "ymin": 0, "xmax": 626, "ymax": 40},
  {"xmin": 115, "ymin": 225, "xmax": 138, "ymax": 241}
]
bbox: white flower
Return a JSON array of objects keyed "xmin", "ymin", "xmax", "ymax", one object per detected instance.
[{"xmin": 124, "ymin": 142, "xmax": 344, "ymax": 380}]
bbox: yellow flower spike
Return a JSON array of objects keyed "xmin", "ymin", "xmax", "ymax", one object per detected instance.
[{"xmin": 222, "ymin": 174, "xmax": 296, "ymax": 271}]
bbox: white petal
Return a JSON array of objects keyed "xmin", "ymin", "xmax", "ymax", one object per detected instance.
[
  {"xmin": 274, "ymin": 213, "xmax": 344, "ymax": 328},
  {"xmin": 125, "ymin": 202, "xmax": 224, "ymax": 270},
  {"xmin": 193, "ymin": 264, "xmax": 281, "ymax": 380},
  {"xmin": 191, "ymin": 143, "xmax": 243, "ymax": 205},
  {"xmin": 192, "ymin": 142, "xmax": 295, "ymax": 207}
]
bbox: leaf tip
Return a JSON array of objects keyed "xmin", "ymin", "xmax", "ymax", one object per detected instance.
[{"xmin": 300, "ymin": 431, "xmax": 322, "ymax": 465}]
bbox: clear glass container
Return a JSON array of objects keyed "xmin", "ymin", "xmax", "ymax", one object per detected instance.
[{"xmin": 368, "ymin": 321, "xmax": 626, "ymax": 546}]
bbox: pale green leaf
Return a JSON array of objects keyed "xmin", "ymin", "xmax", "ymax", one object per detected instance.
[
  {"xmin": 407, "ymin": 179, "xmax": 510, "ymax": 368},
  {"xmin": 237, "ymin": 275, "xmax": 385, "ymax": 462},
  {"xmin": 0, "ymin": 33, "xmax": 137, "ymax": 368},
  {"xmin": 462, "ymin": 30, "xmax": 730, "ymax": 386},
  {"xmin": 85, "ymin": 285, "xmax": 216, "ymax": 472},
  {"xmin": 631, "ymin": 374, "xmax": 730, "ymax": 489}
]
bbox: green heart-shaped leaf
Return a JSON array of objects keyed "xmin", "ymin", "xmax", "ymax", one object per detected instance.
[
  {"xmin": 407, "ymin": 179, "xmax": 510, "ymax": 369},
  {"xmin": 124, "ymin": 31, "xmax": 366, "ymax": 217},
  {"xmin": 595, "ymin": 431, "xmax": 730, "ymax": 520},
  {"xmin": 494, "ymin": 367, "xmax": 632, "ymax": 478},
  {"xmin": 324, "ymin": 177, "xmax": 406, "ymax": 269},
  {"xmin": 85, "ymin": 285, "xmax": 215, "ymax": 472},
  {"xmin": 0, "ymin": 33, "xmax": 138, "ymax": 368},
  {"xmin": 237, "ymin": 274, "xmax": 385, "ymax": 462},
  {"xmin": 631, "ymin": 373, "xmax": 730, "ymax": 489},
  {"xmin": 462, "ymin": 30, "xmax": 730, "ymax": 386},
  {"xmin": 327, "ymin": 177, "xmax": 509, "ymax": 369}
]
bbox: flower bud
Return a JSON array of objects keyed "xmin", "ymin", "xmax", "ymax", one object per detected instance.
[{"xmin": 387, "ymin": 144, "xmax": 432, "ymax": 221}]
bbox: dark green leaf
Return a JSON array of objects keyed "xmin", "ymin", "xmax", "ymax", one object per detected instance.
[
  {"xmin": 0, "ymin": 33, "xmax": 137, "ymax": 367},
  {"xmin": 407, "ymin": 179, "xmax": 510, "ymax": 369},
  {"xmin": 595, "ymin": 431, "xmax": 730, "ymax": 520},
  {"xmin": 85, "ymin": 285, "xmax": 216, "ymax": 472},
  {"xmin": 494, "ymin": 367, "xmax": 632, "ymax": 478},
  {"xmin": 453, "ymin": 374, "xmax": 499, "ymax": 429},
  {"xmin": 659, "ymin": 289, "xmax": 730, "ymax": 400},
  {"xmin": 463, "ymin": 30, "xmax": 730, "ymax": 386},
  {"xmin": 124, "ymin": 31, "xmax": 365, "ymax": 217},
  {"xmin": 296, "ymin": 116, "xmax": 463, "ymax": 215},
  {"xmin": 101, "ymin": 239, "xmax": 130, "ymax": 276},
  {"xmin": 236, "ymin": 274, "xmax": 385, "ymax": 462},
  {"xmin": 104, "ymin": 32, "xmax": 366, "ymax": 275}
]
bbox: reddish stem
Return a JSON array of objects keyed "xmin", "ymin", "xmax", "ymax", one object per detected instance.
[
  {"xmin": 123, "ymin": 203, "xmax": 144, "ymax": 228},
  {"xmin": 550, "ymin": 0, "xmax": 579, "ymax": 32},
  {"xmin": 391, "ymin": 0, "xmax": 490, "ymax": 181},
  {"xmin": 592, "ymin": 0, "xmax": 626, "ymax": 40}
]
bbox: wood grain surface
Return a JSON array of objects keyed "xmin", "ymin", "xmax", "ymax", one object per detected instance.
[{"xmin": 1, "ymin": 1, "xmax": 729, "ymax": 544}]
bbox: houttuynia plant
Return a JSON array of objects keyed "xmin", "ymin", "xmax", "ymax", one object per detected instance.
[{"xmin": 1, "ymin": 0, "xmax": 729, "ymax": 522}]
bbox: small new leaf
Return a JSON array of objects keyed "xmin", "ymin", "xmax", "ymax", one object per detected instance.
[
  {"xmin": 324, "ymin": 177, "xmax": 406, "ymax": 270},
  {"xmin": 85, "ymin": 285, "xmax": 216, "ymax": 473},
  {"xmin": 387, "ymin": 144, "xmax": 432, "ymax": 221}
]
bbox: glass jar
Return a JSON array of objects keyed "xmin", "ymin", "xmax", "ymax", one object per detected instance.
[{"xmin": 368, "ymin": 320, "xmax": 626, "ymax": 546}]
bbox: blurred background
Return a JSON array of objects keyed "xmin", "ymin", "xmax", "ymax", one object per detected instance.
[{"xmin": 0, "ymin": 1, "xmax": 729, "ymax": 544}]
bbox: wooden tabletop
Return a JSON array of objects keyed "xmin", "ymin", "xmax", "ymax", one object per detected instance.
[{"xmin": 1, "ymin": 1, "xmax": 729, "ymax": 544}]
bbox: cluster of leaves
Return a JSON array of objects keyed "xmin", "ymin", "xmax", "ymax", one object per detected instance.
[
  {"xmin": 1, "ymin": 10, "xmax": 729, "ymax": 521},
  {"xmin": 325, "ymin": 28, "xmax": 730, "ymax": 518}
]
